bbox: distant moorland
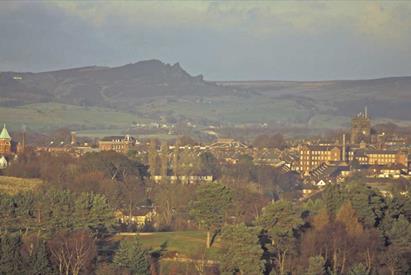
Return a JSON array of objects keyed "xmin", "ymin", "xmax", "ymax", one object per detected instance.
[{"xmin": 1, "ymin": 60, "xmax": 411, "ymax": 132}]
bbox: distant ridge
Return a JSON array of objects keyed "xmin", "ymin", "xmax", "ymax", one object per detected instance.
[
  {"xmin": 1, "ymin": 60, "xmax": 411, "ymax": 126},
  {"xmin": 0, "ymin": 59, "xmax": 226, "ymax": 108}
]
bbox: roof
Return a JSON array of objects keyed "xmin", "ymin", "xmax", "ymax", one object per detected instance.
[
  {"xmin": 302, "ymin": 145, "xmax": 340, "ymax": 151},
  {"xmin": 100, "ymin": 135, "xmax": 135, "ymax": 142},
  {"xmin": 0, "ymin": 124, "xmax": 11, "ymax": 140},
  {"xmin": 365, "ymin": 149, "xmax": 398, "ymax": 155}
]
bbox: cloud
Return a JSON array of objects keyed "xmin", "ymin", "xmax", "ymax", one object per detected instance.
[
  {"xmin": 0, "ymin": 1, "xmax": 410, "ymax": 80},
  {"xmin": 47, "ymin": 1, "xmax": 411, "ymax": 41}
]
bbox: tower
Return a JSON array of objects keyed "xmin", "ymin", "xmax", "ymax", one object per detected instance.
[
  {"xmin": 342, "ymin": 133, "xmax": 346, "ymax": 162},
  {"xmin": 351, "ymin": 107, "xmax": 371, "ymax": 144},
  {"xmin": 0, "ymin": 124, "xmax": 12, "ymax": 155},
  {"xmin": 71, "ymin": 131, "xmax": 77, "ymax": 145}
]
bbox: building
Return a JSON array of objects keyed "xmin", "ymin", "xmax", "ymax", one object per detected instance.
[
  {"xmin": 98, "ymin": 135, "xmax": 137, "ymax": 153},
  {"xmin": 351, "ymin": 107, "xmax": 371, "ymax": 144},
  {"xmin": 0, "ymin": 156, "xmax": 8, "ymax": 169},
  {"xmin": 152, "ymin": 175, "xmax": 213, "ymax": 184},
  {"xmin": 115, "ymin": 207, "xmax": 156, "ymax": 227},
  {"xmin": 0, "ymin": 124, "xmax": 12, "ymax": 155},
  {"xmin": 299, "ymin": 144, "xmax": 345, "ymax": 174},
  {"xmin": 365, "ymin": 150, "xmax": 408, "ymax": 166}
]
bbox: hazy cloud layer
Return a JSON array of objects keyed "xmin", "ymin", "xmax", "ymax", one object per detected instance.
[{"xmin": 1, "ymin": 1, "xmax": 410, "ymax": 80}]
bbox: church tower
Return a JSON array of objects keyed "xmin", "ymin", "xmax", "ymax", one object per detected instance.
[
  {"xmin": 351, "ymin": 107, "xmax": 371, "ymax": 144},
  {"xmin": 0, "ymin": 124, "xmax": 12, "ymax": 155}
]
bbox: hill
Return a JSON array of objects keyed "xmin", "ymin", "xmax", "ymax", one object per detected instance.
[
  {"xmin": 1, "ymin": 60, "xmax": 411, "ymax": 131},
  {"xmin": 0, "ymin": 60, "xmax": 226, "ymax": 109}
]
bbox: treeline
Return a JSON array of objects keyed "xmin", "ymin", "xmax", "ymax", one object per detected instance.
[
  {"xmin": 3, "ymin": 150, "xmax": 148, "ymax": 212},
  {"xmin": 3, "ymin": 148, "xmax": 302, "ymax": 231},
  {"xmin": 189, "ymin": 181, "xmax": 411, "ymax": 275}
]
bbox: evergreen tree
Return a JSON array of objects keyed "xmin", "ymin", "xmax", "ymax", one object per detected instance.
[
  {"xmin": 189, "ymin": 183, "xmax": 232, "ymax": 248},
  {"xmin": 0, "ymin": 234, "xmax": 24, "ymax": 275},
  {"xmin": 322, "ymin": 184, "xmax": 345, "ymax": 220},
  {"xmin": 305, "ymin": 256, "xmax": 326, "ymax": 275},
  {"xmin": 348, "ymin": 263, "xmax": 368, "ymax": 275},
  {"xmin": 173, "ymin": 138, "xmax": 180, "ymax": 176},
  {"xmin": 220, "ymin": 224, "xmax": 265, "ymax": 275},
  {"xmin": 74, "ymin": 192, "xmax": 114, "ymax": 231},
  {"xmin": 148, "ymin": 139, "xmax": 158, "ymax": 176},
  {"xmin": 160, "ymin": 141, "xmax": 169, "ymax": 182},
  {"xmin": 113, "ymin": 237, "xmax": 150, "ymax": 275},
  {"xmin": 26, "ymin": 241, "xmax": 53, "ymax": 275},
  {"xmin": 257, "ymin": 200, "xmax": 304, "ymax": 275}
]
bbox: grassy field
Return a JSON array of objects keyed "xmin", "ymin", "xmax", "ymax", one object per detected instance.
[
  {"xmin": 0, "ymin": 176, "xmax": 42, "ymax": 195},
  {"xmin": 114, "ymin": 231, "xmax": 221, "ymax": 259},
  {"xmin": 0, "ymin": 103, "xmax": 150, "ymax": 131}
]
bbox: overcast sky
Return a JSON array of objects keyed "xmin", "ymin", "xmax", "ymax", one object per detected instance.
[{"xmin": 1, "ymin": 1, "xmax": 411, "ymax": 80}]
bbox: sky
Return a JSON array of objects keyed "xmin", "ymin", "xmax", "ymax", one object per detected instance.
[{"xmin": 1, "ymin": 1, "xmax": 411, "ymax": 81}]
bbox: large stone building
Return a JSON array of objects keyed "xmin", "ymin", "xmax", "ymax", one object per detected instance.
[
  {"xmin": 98, "ymin": 135, "xmax": 137, "ymax": 153},
  {"xmin": 351, "ymin": 107, "xmax": 371, "ymax": 144},
  {"xmin": 299, "ymin": 143, "xmax": 409, "ymax": 175},
  {"xmin": 298, "ymin": 145, "xmax": 346, "ymax": 174}
]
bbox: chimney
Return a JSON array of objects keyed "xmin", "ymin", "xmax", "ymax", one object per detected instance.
[
  {"xmin": 342, "ymin": 133, "xmax": 346, "ymax": 162},
  {"xmin": 71, "ymin": 131, "xmax": 77, "ymax": 145},
  {"xmin": 22, "ymin": 131, "xmax": 25, "ymax": 149},
  {"xmin": 365, "ymin": 106, "xmax": 368, "ymax": 118}
]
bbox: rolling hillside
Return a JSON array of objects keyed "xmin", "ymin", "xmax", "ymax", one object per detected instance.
[{"xmin": 1, "ymin": 60, "xmax": 410, "ymax": 131}]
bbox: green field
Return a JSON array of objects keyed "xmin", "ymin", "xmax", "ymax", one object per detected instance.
[
  {"xmin": 0, "ymin": 103, "xmax": 150, "ymax": 131},
  {"xmin": 0, "ymin": 176, "xmax": 42, "ymax": 195},
  {"xmin": 115, "ymin": 231, "xmax": 221, "ymax": 259}
]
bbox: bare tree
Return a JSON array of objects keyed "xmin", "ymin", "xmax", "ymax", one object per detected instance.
[{"xmin": 48, "ymin": 229, "xmax": 96, "ymax": 275}]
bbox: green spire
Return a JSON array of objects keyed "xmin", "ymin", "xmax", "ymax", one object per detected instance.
[{"xmin": 0, "ymin": 124, "xmax": 11, "ymax": 140}]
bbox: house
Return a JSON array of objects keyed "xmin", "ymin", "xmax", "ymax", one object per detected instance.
[
  {"xmin": 305, "ymin": 162, "xmax": 350, "ymax": 186},
  {"xmin": 115, "ymin": 207, "xmax": 156, "ymax": 227},
  {"xmin": 152, "ymin": 175, "xmax": 213, "ymax": 184},
  {"xmin": 377, "ymin": 164, "xmax": 405, "ymax": 179},
  {"xmin": 0, "ymin": 156, "xmax": 7, "ymax": 169}
]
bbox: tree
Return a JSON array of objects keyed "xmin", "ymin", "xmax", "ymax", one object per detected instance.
[
  {"xmin": 160, "ymin": 141, "xmax": 169, "ymax": 182},
  {"xmin": 74, "ymin": 192, "xmax": 114, "ymax": 231},
  {"xmin": 305, "ymin": 256, "xmax": 326, "ymax": 275},
  {"xmin": 172, "ymin": 138, "xmax": 180, "ymax": 176},
  {"xmin": 152, "ymin": 184, "xmax": 196, "ymax": 230},
  {"xmin": 336, "ymin": 201, "xmax": 363, "ymax": 236},
  {"xmin": 322, "ymin": 184, "xmax": 345, "ymax": 220},
  {"xmin": 348, "ymin": 263, "xmax": 368, "ymax": 275},
  {"xmin": 48, "ymin": 229, "xmax": 96, "ymax": 275},
  {"xmin": 0, "ymin": 234, "xmax": 24, "ymax": 275},
  {"xmin": 189, "ymin": 183, "xmax": 232, "ymax": 248},
  {"xmin": 113, "ymin": 236, "xmax": 150, "ymax": 275},
  {"xmin": 198, "ymin": 152, "xmax": 220, "ymax": 178},
  {"xmin": 21, "ymin": 236, "xmax": 53, "ymax": 275},
  {"xmin": 347, "ymin": 183, "xmax": 386, "ymax": 228},
  {"xmin": 220, "ymin": 224, "xmax": 265, "ymax": 275},
  {"xmin": 386, "ymin": 215, "xmax": 411, "ymax": 249},
  {"xmin": 257, "ymin": 200, "xmax": 304, "ymax": 275},
  {"xmin": 148, "ymin": 139, "xmax": 158, "ymax": 176}
]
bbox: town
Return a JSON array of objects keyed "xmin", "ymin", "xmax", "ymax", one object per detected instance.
[
  {"xmin": 2, "ymin": 107, "xmax": 410, "ymax": 197},
  {"xmin": 1, "ymin": 1, "xmax": 411, "ymax": 274},
  {"xmin": 1, "ymin": 108, "xmax": 410, "ymax": 274}
]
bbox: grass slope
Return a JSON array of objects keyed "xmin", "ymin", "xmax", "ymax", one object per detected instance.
[
  {"xmin": 115, "ymin": 231, "xmax": 220, "ymax": 259},
  {"xmin": 0, "ymin": 103, "xmax": 149, "ymax": 131},
  {"xmin": 0, "ymin": 176, "xmax": 42, "ymax": 195}
]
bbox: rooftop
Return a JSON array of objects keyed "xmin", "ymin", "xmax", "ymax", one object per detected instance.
[{"xmin": 0, "ymin": 124, "xmax": 11, "ymax": 140}]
